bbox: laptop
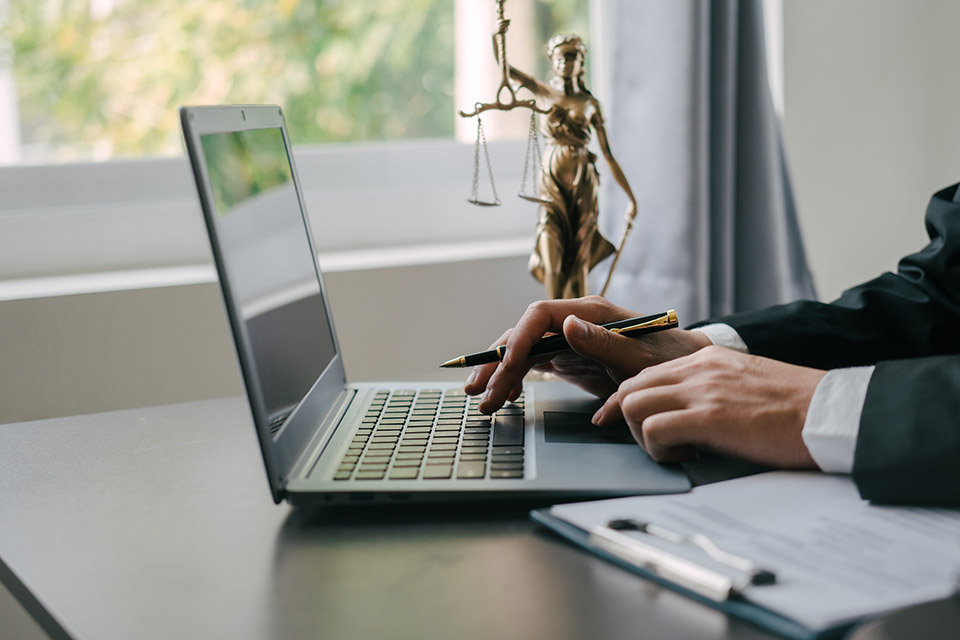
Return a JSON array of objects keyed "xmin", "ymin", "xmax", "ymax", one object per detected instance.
[{"xmin": 179, "ymin": 104, "xmax": 690, "ymax": 505}]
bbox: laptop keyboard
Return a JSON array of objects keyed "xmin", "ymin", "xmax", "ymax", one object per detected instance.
[{"xmin": 334, "ymin": 389, "xmax": 525, "ymax": 481}]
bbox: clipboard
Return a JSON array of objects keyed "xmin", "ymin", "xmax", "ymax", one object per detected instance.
[
  {"xmin": 530, "ymin": 508, "xmax": 853, "ymax": 640},
  {"xmin": 532, "ymin": 472, "xmax": 960, "ymax": 639}
]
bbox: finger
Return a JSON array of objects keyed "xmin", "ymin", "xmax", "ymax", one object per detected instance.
[
  {"xmin": 464, "ymin": 361, "xmax": 499, "ymax": 396},
  {"xmin": 480, "ymin": 362, "xmax": 535, "ymax": 413},
  {"xmin": 593, "ymin": 390, "xmax": 623, "ymax": 426},
  {"xmin": 621, "ymin": 386, "xmax": 689, "ymax": 448},
  {"xmin": 639, "ymin": 409, "xmax": 707, "ymax": 461},
  {"xmin": 464, "ymin": 329, "xmax": 513, "ymax": 395},
  {"xmin": 563, "ymin": 315, "xmax": 644, "ymax": 375},
  {"xmin": 592, "ymin": 362, "xmax": 687, "ymax": 427},
  {"xmin": 613, "ymin": 359, "xmax": 691, "ymax": 395},
  {"xmin": 483, "ymin": 297, "xmax": 632, "ymax": 413},
  {"xmin": 502, "ymin": 297, "xmax": 630, "ymax": 369}
]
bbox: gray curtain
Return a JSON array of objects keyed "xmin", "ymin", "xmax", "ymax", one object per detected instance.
[{"xmin": 589, "ymin": 0, "xmax": 815, "ymax": 324}]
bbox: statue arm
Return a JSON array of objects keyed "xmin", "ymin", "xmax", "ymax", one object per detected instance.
[
  {"xmin": 492, "ymin": 34, "xmax": 550, "ymax": 97},
  {"xmin": 592, "ymin": 107, "xmax": 637, "ymax": 220}
]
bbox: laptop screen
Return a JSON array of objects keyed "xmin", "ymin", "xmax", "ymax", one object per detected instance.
[{"xmin": 199, "ymin": 127, "xmax": 337, "ymax": 428}]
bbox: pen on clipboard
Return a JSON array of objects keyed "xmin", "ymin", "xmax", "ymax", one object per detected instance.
[
  {"xmin": 588, "ymin": 518, "xmax": 776, "ymax": 602},
  {"xmin": 439, "ymin": 310, "xmax": 678, "ymax": 369}
]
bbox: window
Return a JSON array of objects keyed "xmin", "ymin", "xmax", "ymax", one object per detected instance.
[
  {"xmin": 1, "ymin": 0, "xmax": 588, "ymax": 163},
  {"xmin": 0, "ymin": 0, "xmax": 590, "ymax": 288}
]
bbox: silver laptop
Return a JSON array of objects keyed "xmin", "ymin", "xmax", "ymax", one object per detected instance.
[{"xmin": 179, "ymin": 104, "xmax": 690, "ymax": 505}]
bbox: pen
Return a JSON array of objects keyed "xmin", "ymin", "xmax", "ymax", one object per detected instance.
[{"xmin": 439, "ymin": 310, "xmax": 678, "ymax": 368}]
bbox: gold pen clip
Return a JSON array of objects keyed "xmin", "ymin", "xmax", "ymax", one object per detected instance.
[{"xmin": 609, "ymin": 309, "xmax": 678, "ymax": 334}]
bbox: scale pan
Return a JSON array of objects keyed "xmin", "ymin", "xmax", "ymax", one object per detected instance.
[
  {"xmin": 518, "ymin": 194, "xmax": 551, "ymax": 205},
  {"xmin": 467, "ymin": 198, "xmax": 501, "ymax": 207}
]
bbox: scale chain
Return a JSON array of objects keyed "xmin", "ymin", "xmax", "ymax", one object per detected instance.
[
  {"xmin": 519, "ymin": 111, "xmax": 544, "ymax": 201},
  {"xmin": 470, "ymin": 116, "xmax": 500, "ymax": 206}
]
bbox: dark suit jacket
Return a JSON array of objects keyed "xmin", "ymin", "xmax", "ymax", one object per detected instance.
[{"xmin": 715, "ymin": 184, "xmax": 960, "ymax": 506}]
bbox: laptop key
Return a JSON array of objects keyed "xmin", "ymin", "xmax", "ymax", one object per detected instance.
[
  {"xmin": 404, "ymin": 426, "xmax": 432, "ymax": 434},
  {"xmin": 423, "ymin": 465, "xmax": 453, "ymax": 479},
  {"xmin": 492, "ymin": 414, "xmax": 524, "ymax": 446},
  {"xmin": 397, "ymin": 445, "xmax": 426, "ymax": 454},
  {"xmin": 490, "ymin": 469, "xmax": 524, "ymax": 479},
  {"xmin": 460, "ymin": 446, "xmax": 488, "ymax": 455},
  {"xmin": 456, "ymin": 461, "xmax": 486, "ymax": 479},
  {"xmin": 389, "ymin": 468, "xmax": 419, "ymax": 480}
]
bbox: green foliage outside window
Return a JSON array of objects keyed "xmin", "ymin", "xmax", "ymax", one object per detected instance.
[{"xmin": 2, "ymin": 0, "xmax": 588, "ymax": 163}]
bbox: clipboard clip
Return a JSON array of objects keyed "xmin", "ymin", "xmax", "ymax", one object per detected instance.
[{"xmin": 588, "ymin": 518, "xmax": 776, "ymax": 602}]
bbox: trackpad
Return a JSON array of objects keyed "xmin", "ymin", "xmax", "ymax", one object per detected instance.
[{"xmin": 543, "ymin": 411, "xmax": 636, "ymax": 445}]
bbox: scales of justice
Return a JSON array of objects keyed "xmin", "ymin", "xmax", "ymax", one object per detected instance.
[{"xmin": 459, "ymin": 0, "xmax": 638, "ymax": 299}]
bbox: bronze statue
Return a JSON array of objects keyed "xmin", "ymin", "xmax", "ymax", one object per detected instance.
[
  {"xmin": 503, "ymin": 33, "xmax": 637, "ymax": 298},
  {"xmin": 459, "ymin": 1, "xmax": 637, "ymax": 299}
]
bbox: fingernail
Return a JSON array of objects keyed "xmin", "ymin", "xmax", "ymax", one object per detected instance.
[
  {"xmin": 465, "ymin": 369, "xmax": 478, "ymax": 386},
  {"xmin": 568, "ymin": 316, "xmax": 589, "ymax": 340},
  {"xmin": 591, "ymin": 405, "xmax": 604, "ymax": 425}
]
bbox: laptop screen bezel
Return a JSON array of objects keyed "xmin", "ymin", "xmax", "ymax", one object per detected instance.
[{"xmin": 180, "ymin": 104, "xmax": 348, "ymax": 503}]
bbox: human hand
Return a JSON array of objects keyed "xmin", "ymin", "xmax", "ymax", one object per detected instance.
[
  {"xmin": 593, "ymin": 346, "xmax": 826, "ymax": 468},
  {"xmin": 464, "ymin": 296, "xmax": 712, "ymax": 413}
]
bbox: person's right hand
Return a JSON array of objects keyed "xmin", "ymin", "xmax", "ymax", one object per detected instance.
[{"xmin": 465, "ymin": 296, "xmax": 712, "ymax": 414}]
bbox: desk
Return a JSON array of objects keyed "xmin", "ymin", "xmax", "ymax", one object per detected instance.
[{"xmin": 0, "ymin": 398, "xmax": 793, "ymax": 639}]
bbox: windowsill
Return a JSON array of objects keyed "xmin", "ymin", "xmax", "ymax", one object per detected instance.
[{"xmin": 0, "ymin": 235, "xmax": 532, "ymax": 302}]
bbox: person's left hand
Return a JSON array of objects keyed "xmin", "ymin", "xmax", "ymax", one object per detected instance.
[{"xmin": 592, "ymin": 346, "xmax": 827, "ymax": 469}]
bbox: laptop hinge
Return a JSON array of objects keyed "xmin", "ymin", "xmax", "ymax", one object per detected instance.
[{"xmin": 288, "ymin": 387, "xmax": 357, "ymax": 483}]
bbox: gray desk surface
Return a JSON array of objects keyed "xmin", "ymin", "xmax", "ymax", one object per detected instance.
[{"xmin": 0, "ymin": 397, "xmax": 790, "ymax": 640}]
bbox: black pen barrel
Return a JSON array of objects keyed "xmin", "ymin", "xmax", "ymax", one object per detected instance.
[
  {"xmin": 528, "ymin": 311, "xmax": 672, "ymax": 358},
  {"xmin": 440, "ymin": 311, "xmax": 677, "ymax": 368}
]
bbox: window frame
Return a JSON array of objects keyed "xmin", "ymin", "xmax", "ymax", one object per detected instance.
[{"xmin": 0, "ymin": 137, "xmax": 537, "ymax": 289}]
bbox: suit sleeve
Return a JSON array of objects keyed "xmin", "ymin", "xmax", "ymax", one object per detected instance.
[
  {"xmin": 716, "ymin": 184, "xmax": 960, "ymax": 369},
  {"xmin": 854, "ymin": 355, "xmax": 960, "ymax": 505},
  {"xmin": 714, "ymin": 184, "xmax": 960, "ymax": 506}
]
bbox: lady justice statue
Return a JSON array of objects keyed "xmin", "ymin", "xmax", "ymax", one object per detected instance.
[{"xmin": 460, "ymin": 1, "xmax": 638, "ymax": 299}]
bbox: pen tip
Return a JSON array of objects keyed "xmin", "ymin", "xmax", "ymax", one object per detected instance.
[{"xmin": 440, "ymin": 357, "xmax": 465, "ymax": 368}]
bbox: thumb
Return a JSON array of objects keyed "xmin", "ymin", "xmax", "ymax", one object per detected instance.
[{"xmin": 563, "ymin": 315, "xmax": 633, "ymax": 367}]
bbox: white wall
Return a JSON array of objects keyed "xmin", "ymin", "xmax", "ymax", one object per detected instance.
[
  {"xmin": 782, "ymin": 0, "xmax": 960, "ymax": 302},
  {"xmin": 0, "ymin": 255, "xmax": 544, "ymax": 425}
]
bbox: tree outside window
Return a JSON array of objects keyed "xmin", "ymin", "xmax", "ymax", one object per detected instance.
[{"xmin": 1, "ymin": 0, "xmax": 588, "ymax": 165}]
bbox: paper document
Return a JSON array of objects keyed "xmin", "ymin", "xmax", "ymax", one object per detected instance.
[{"xmin": 550, "ymin": 471, "xmax": 960, "ymax": 631}]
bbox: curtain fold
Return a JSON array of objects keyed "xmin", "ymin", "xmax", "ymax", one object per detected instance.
[{"xmin": 590, "ymin": 0, "xmax": 815, "ymax": 324}]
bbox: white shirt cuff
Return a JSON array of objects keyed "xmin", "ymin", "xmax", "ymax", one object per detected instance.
[
  {"xmin": 692, "ymin": 323, "xmax": 749, "ymax": 353},
  {"xmin": 801, "ymin": 366, "xmax": 874, "ymax": 474}
]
